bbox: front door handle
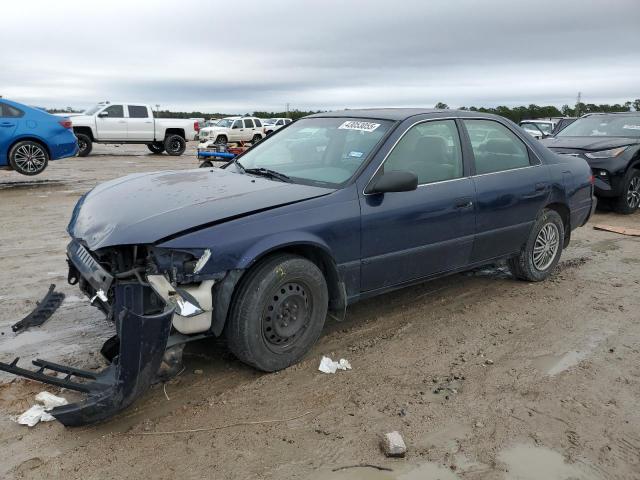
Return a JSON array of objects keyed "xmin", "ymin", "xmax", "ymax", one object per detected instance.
[
  {"xmin": 454, "ymin": 199, "xmax": 474, "ymax": 209},
  {"xmin": 0, "ymin": 122, "xmax": 14, "ymax": 127}
]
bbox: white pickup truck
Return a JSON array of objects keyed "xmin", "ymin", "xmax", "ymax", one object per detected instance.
[{"xmin": 70, "ymin": 102, "xmax": 200, "ymax": 156}]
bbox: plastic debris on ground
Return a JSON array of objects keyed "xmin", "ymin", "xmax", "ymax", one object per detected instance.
[
  {"xmin": 16, "ymin": 392, "xmax": 69, "ymax": 427},
  {"xmin": 318, "ymin": 356, "xmax": 352, "ymax": 374}
]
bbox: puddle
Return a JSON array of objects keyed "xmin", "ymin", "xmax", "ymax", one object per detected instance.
[
  {"xmin": 499, "ymin": 444, "xmax": 595, "ymax": 479},
  {"xmin": 311, "ymin": 462, "xmax": 460, "ymax": 480},
  {"xmin": 532, "ymin": 331, "xmax": 610, "ymax": 376}
]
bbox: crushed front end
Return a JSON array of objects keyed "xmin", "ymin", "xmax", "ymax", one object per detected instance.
[{"xmin": 0, "ymin": 240, "xmax": 220, "ymax": 426}]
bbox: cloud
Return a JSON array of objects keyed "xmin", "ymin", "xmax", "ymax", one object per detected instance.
[{"xmin": 1, "ymin": 0, "xmax": 638, "ymax": 112}]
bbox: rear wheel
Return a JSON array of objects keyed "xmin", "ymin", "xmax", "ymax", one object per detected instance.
[
  {"xmin": 9, "ymin": 141, "xmax": 49, "ymax": 175},
  {"xmin": 76, "ymin": 133, "xmax": 92, "ymax": 157},
  {"xmin": 508, "ymin": 209, "xmax": 564, "ymax": 282},
  {"xmin": 226, "ymin": 254, "xmax": 328, "ymax": 372},
  {"xmin": 252, "ymin": 134, "xmax": 262, "ymax": 144},
  {"xmin": 614, "ymin": 169, "xmax": 640, "ymax": 214},
  {"xmin": 147, "ymin": 142, "xmax": 165, "ymax": 154},
  {"xmin": 164, "ymin": 134, "xmax": 186, "ymax": 156}
]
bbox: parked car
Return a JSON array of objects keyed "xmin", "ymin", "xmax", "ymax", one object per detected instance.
[
  {"xmin": 198, "ymin": 116, "xmax": 264, "ymax": 145},
  {"xmin": 0, "ymin": 109, "xmax": 595, "ymax": 425},
  {"xmin": 541, "ymin": 112, "xmax": 640, "ymax": 214},
  {"xmin": 519, "ymin": 120, "xmax": 555, "ymax": 139},
  {"xmin": 551, "ymin": 117, "xmax": 577, "ymax": 135},
  {"xmin": 71, "ymin": 102, "xmax": 199, "ymax": 157},
  {"xmin": 263, "ymin": 117, "xmax": 293, "ymax": 135},
  {"xmin": 0, "ymin": 99, "xmax": 78, "ymax": 175}
]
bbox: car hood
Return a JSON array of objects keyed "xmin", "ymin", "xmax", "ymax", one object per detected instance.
[
  {"xmin": 541, "ymin": 136, "xmax": 640, "ymax": 151},
  {"xmin": 68, "ymin": 168, "xmax": 334, "ymax": 250}
]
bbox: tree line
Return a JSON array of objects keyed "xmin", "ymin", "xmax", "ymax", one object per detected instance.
[{"xmin": 434, "ymin": 99, "xmax": 640, "ymax": 123}]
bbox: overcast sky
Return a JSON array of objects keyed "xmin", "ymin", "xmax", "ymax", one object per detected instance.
[{"xmin": 1, "ymin": 0, "xmax": 639, "ymax": 113}]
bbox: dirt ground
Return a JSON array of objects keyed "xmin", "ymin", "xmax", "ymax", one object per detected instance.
[{"xmin": 0, "ymin": 144, "xmax": 639, "ymax": 480}]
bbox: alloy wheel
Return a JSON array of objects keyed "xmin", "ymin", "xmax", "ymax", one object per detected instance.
[
  {"xmin": 532, "ymin": 223, "xmax": 559, "ymax": 271},
  {"xmin": 13, "ymin": 144, "xmax": 46, "ymax": 173},
  {"xmin": 627, "ymin": 176, "xmax": 640, "ymax": 209}
]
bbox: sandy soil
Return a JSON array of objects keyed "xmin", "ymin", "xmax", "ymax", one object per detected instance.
[{"xmin": 0, "ymin": 144, "xmax": 638, "ymax": 479}]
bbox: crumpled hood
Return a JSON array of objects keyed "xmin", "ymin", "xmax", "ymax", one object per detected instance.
[
  {"xmin": 68, "ymin": 168, "xmax": 334, "ymax": 250},
  {"xmin": 541, "ymin": 136, "xmax": 640, "ymax": 151}
]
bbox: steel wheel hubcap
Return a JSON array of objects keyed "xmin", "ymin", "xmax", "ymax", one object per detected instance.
[
  {"xmin": 533, "ymin": 222, "xmax": 559, "ymax": 271},
  {"xmin": 627, "ymin": 177, "xmax": 640, "ymax": 209},
  {"xmin": 14, "ymin": 144, "xmax": 46, "ymax": 173},
  {"xmin": 262, "ymin": 282, "xmax": 311, "ymax": 351}
]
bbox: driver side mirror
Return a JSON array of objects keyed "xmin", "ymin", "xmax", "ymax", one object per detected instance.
[
  {"xmin": 98, "ymin": 111, "xmax": 109, "ymax": 118},
  {"xmin": 365, "ymin": 170, "xmax": 418, "ymax": 194}
]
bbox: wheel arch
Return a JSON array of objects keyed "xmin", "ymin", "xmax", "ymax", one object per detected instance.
[
  {"xmin": 211, "ymin": 240, "xmax": 346, "ymax": 337},
  {"xmin": 543, "ymin": 201, "xmax": 571, "ymax": 247},
  {"xmin": 7, "ymin": 136, "xmax": 51, "ymax": 159},
  {"xmin": 164, "ymin": 128, "xmax": 185, "ymax": 139},
  {"xmin": 73, "ymin": 126, "xmax": 95, "ymax": 141}
]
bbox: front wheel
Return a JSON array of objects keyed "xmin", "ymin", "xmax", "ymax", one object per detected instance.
[
  {"xmin": 226, "ymin": 254, "xmax": 328, "ymax": 372},
  {"xmin": 76, "ymin": 133, "xmax": 92, "ymax": 157},
  {"xmin": 147, "ymin": 142, "xmax": 165, "ymax": 154},
  {"xmin": 199, "ymin": 160, "xmax": 213, "ymax": 168},
  {"xmin": 614, "ymin": 169, "xmax": 640, "ymax": 214},
  {"xmin": 508, "ymin": 209, "xmax": 564, "ymax": 282},
  {"xmin": 164, "ymin": 135, "xmax": 186, "ymax": 156},
  {"xmin": 9, "ymin": 141, "xmax": 49, "ymax": 175}
]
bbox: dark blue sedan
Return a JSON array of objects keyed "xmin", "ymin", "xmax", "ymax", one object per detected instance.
[
  {"xmin": 0, "ymin": 99, "xmax": 78, "ymax": 175},
  {"xmin": 0, "ymin": 109, "xmax": 595, "ymax": 426}
]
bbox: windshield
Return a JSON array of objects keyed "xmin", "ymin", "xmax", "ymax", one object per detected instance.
[
  {"xmin": 557, "ymin": 115, "xmax": 640, "ymax": 138},
  {"xmin": 233, "ymin": 117, "xmax": 393, "ymax": 186},
  {"xmin": 84, "ymin": 104, "xmax": 106, "ymax": 115},
  {"xmin": 216, "ymin": 118, "xmax": 234, "ymax": 128}
]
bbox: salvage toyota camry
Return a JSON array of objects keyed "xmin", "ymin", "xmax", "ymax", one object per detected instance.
[{"xmin": 0, "ymin": 109, "xmax": 596, "ymax": 425}]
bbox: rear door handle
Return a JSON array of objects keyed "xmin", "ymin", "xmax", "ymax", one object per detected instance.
[
  {"xmin": 535, "ymin": 182, "xmax": 547, "ymax": 192},
  {"xmin": 1, "ymin": 122, "xmax": 14, "ymax": 127}
]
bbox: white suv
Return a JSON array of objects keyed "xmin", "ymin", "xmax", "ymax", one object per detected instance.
[
  {"xmin": 199, "ymin": 116, "xmax": 264, "ymax": 144},
  {"xmin": 264, "ymin": 117, "xmax": 293, "ymax": 135}
]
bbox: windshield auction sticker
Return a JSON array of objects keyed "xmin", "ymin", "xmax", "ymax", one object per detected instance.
[{"xmin": 338, "ymin": 121, "xmax": 381, "ymax": 132}]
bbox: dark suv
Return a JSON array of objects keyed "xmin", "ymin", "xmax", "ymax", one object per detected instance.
[{"xmin": 542, "ymin": 113, "xmax": 640, "ymax": 214}]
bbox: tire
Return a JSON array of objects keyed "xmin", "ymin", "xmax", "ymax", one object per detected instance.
[
  {"xmin": 613, "ymin": 169, "xmax": 640, "ymax": 214},
  {"xmin": 76, "ymin": 133, "xmax": 92, "ymax": 157},
  {"xmin": 9, "ymin": 141, "xmax": 49, "ymax": 175},
  {"xmin": 508, "ymin": 209, "xmax": 564, "ymax": 282},
  {"xmin": 266, "ymin": 130, "xmax": 273, "ymax": 135},
  {"xmin": 226, "ymin": 254, "xmax": 329, "ymax": 372},
  {"xmin": 252, "ymin": 134, "xmax": 263, "ymax": 144},
  {"xmin": 215, "ymin": 135, "xmax": 227, "ymax": 145},
  {"xmin": 164, "ymin": 134, "xmax": 186, "ymax": 156},
  {"xmin": 199, "ymin": 160, "xmax": 213, "ymax": 168},
  {"xmin": 147, "ymin": 142, "xmax": 165, "ymax": 154}
]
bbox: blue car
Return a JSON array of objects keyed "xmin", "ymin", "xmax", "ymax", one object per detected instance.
[
  {"xmin": 0, "ymin": 109, "xmax": 595, "ymax": 426},
  {"xmin": 0, "ymin": 99, "xmax": 78, "ymax": 175}
]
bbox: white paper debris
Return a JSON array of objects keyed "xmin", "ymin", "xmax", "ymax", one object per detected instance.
[
  {"xmin": 17, "ymin": 405, "xmax": 55, "ymax": 427},
  {"xmin": 35, "ymin": 391, "xmax": 68, "ymax": 409},
  {"xmin": 16, "ymin": 391, "xmax": 68, "ymax": 427},
  {"xmin": 318, "ymin": 356, "xmax": 352, "ymax": 374}
]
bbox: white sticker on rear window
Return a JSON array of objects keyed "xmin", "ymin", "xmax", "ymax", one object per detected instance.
[
  {"xmin": 623, "ymin": 124, "xmax": 640, "ymax": 130},
  {"xmin": 338, "ymin": 121, "xmax": 380, "ymax": 132},
  {"xmin": 348, "ymin": 151, "xmax": 364, "ymax": 158}
]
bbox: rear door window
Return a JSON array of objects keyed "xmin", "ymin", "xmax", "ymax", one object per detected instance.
[
  {"xmin": 0, "ymin": 103, "xmax": 24, "ymax": 118},
  {"xmin": 244, "ymin": 119, "xmax": 255, "ymax": 128},
  {"xmin": 128, "ymin": 105, "xmax": 148, "ymax": 118},
  {"xmin": 463, "ymin": 120, "xmax": 531, "ymax": 175},
  {"xmin": 383, "ymin": 119, "xmax": 463, "ymax": 184}
]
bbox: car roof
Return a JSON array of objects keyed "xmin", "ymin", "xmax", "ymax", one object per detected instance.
[{"xmin": 308, "ymin": 108, "xmax": 505, "ymax": 122}]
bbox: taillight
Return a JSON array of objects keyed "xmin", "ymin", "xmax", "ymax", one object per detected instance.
[
  {"xmin": 194, "ymin": 121, "xmax": 200, "ymax": 133},
  {"xmin": 59, "ymin": 119, "xmax": 73, "ymax": 129},
  {"xmin": 589, "ymin": 175, "xmax": 595, "ymax": 185}
]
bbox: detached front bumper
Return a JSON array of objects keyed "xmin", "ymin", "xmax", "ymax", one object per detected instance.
[{"xmin": 0, "ymin": 284, "xmax": 174, "ymax": 426}]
